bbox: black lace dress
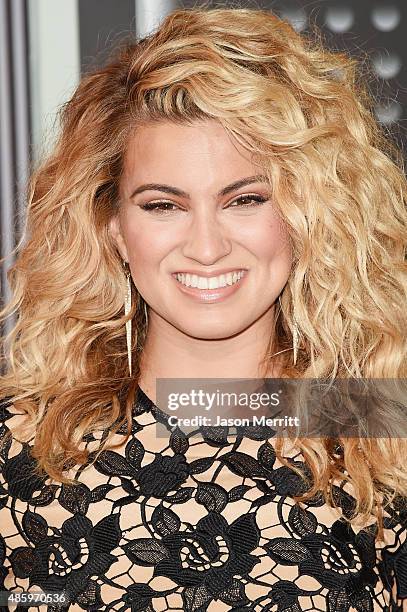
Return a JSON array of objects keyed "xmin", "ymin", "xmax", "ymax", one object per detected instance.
[{"xmin": 1, "ymin": 388, "xmax": 407, "ymax": 611}]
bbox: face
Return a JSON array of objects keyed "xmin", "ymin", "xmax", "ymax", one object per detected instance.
[{"xmin": 109, "ymin": 119, "xmax": 293, "ymax": 340}]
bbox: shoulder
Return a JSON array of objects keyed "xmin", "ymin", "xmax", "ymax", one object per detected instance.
[
  {"xmin": 0, "ymin": 396, "xmax": 39, "ymax": 486},
  {"xmin": 0, "ymin": 395, "xmax": 35, "ymax": 447},
  {"xmin": 0, "ymin": 395, "xmax": 19, "ymax": 456},
  {"xmin": 379, "ymin": 493, "xmax": 407, "ymax": 606},
  {"xmin": 0, "ymin": 395, "xmax": 15, "ymax": 425}
]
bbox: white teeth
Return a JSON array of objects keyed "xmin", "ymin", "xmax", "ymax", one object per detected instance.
[
  {"xmin": 175, "ymin": 270, "xmax": 245, "ymax": 289},
  {"xmin": 198, "ymin": 277, "xmax": 208, "ymax": 289}
]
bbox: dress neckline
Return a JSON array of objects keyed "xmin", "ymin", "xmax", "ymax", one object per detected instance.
[{"xmin": 135, "ymin": 384, "xmax": 171, "ymax": 425}]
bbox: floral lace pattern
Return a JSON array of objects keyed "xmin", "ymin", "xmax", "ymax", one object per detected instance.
[{"xmin": 1, "ymin": 389, "xmax": 407, "ymax": 611}]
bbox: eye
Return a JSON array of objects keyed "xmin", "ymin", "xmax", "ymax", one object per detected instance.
[
  {"xmin": 139, "ymin": 201, "xmax": 180, "ymax": 213},
  {"xmin": 226, "ymin": 194, "xmax": 268, "ymax": 208}
]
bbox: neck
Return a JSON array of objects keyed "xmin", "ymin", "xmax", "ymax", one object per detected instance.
[{"xmin": 138, "ymin": 305, "xmax": 282, "ymax": 404}]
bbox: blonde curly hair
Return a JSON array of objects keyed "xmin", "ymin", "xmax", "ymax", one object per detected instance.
[{"xmin": 1, "ymin": 7, "xmax": 406, "ymax": 538}]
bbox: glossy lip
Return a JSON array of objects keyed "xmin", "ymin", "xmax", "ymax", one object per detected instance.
[{"xmin": 172, "ymin": 270, "xmax": 248, "ymax": 303}]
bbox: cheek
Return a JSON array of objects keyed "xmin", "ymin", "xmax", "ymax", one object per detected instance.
[
  {"xmin": 123, "ymin": 222, "xmax": 174, "ymax": 274},
  {"xmin": 243, "ymin": 217, "xmax": 292, "ymax": 261}
]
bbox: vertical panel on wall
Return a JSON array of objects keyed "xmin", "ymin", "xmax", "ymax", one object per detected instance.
[
  {"xmin": 135, "ymin": 0, "xmax": 178, "ymax": 38},
  {"xmin": 28, "ymin": 0, "xmax": 80, "ymax": 163},
  {"xmin": 10, "ymin": 0, "xmax": 30, "ymax": 243},
  {"xmin": 0, "ymin": 0, "xmax": 30, "ymax": 343}
]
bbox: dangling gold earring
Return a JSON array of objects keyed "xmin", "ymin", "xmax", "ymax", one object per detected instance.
[
  {"xmin": 278, "ymin": 295, "xmax": 299, "ymax": 366},
  {"xmin": 123, "ymin": 260, "xmax": 132, "ymax": 377},
  {"xmin": 292, "ymin": 308, "xmax": 299, "ymax": 366},
  {"xmin": 143, "ymin": 300, "xmax": 149, "ymax": 327}
]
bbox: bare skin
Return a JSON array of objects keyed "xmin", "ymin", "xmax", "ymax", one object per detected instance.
[{"xmin": 109, "ymin": 119, "xmax": 293, "ymax": 403}]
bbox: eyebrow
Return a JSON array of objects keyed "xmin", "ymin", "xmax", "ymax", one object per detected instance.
[{"xmin": 129, "ymin": 174, "xmax": 269, "ymax": 200}]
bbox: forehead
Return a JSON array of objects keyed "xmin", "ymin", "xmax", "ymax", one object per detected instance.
[{"xmin": 121, "ymin": 119, "xmax": 259, "ymax": 189}]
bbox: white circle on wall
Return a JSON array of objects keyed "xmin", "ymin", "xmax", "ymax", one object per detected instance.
[
  {"xmin": 372, "ymin": 51, "xmax": 402, "ymax": 79},
  {"xmin": 279, "ymin": 7, "xmax": 308, "ymax": 32},
  {"xmin": 325, "ymin": 6, "xmax": 355, "ymax": 33},
  {"xmin": 371, "ymin": 5, "xmax": 401, "ymax": 32},
  {"xmin": 374, "ymin": 101, "xmax": 403, "ymax": 124}
]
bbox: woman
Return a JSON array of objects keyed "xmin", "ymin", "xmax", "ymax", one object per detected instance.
[{"xmin": 0, "ymin": 6, "xmax": 406, "ymax": 611}]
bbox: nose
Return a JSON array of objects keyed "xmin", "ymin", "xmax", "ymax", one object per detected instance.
[{"xmin": 181, "ymin": 208, "xmax": 232, "ymax": 264}]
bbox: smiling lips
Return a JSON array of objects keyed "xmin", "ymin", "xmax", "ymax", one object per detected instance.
[{"xmin": 172, "ymin": 269, "xmax": 248, "ymax": 303}]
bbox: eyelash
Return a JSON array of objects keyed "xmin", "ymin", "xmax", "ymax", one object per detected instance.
[{"xmin": 139, "ymin": 194, "xmax": 268, "ymax": 213}]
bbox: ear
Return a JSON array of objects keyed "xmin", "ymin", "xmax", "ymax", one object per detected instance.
[{"xmin": 108, "ymin": 214, "xmax": 129, "ymax": 262}]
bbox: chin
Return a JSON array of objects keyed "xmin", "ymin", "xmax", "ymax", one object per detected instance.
[{"xmin": 177, "ymin": 320, "xmax": 249, "ymax": 341}]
